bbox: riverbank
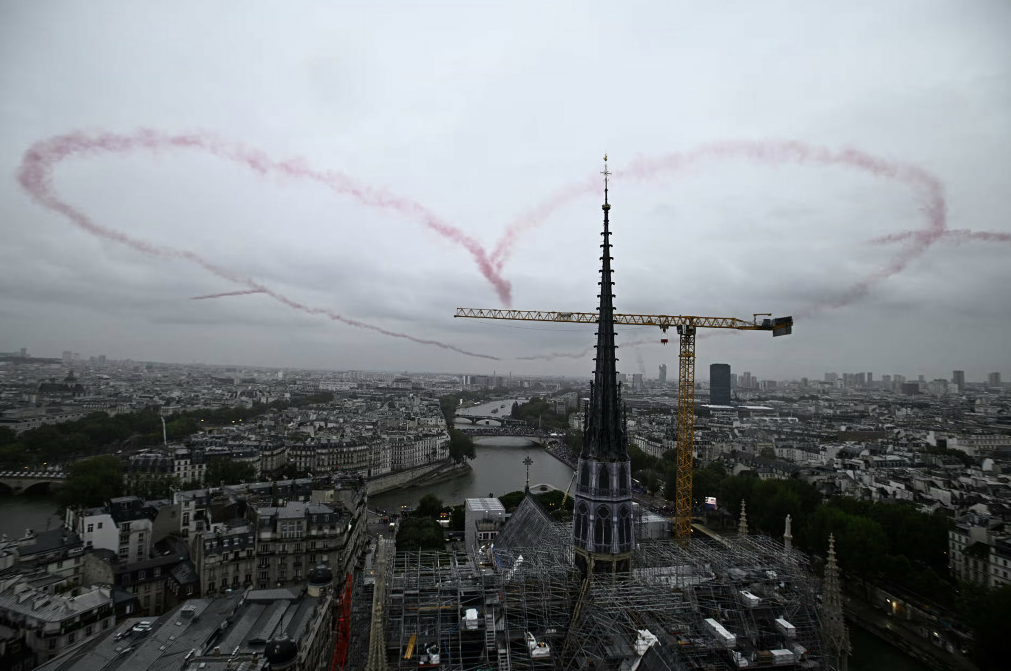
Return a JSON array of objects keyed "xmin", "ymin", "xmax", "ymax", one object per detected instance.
[
  {"xmin": 843, "ymin": 595, "xmax": 974, "ymax": 671},
  {"xmin": 366, "ymin": 459, "xmax": 470, "ymax": 496},
  {"xmin": 544, "ymin": 444, "xmax": 577, "ymax": 468}
]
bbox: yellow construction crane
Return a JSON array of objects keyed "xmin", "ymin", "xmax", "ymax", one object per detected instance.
[{"xmin": 454, "ymin": 308, "xmax": 793, "ymax": 539}]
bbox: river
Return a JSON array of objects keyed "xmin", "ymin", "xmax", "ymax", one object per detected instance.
[
  {"xmin": 370, "ymin": 436, "xmax": 574, "ymax": 511},
  {"xmin": 0, "ymin": 495, "xmax": 62, "ymax": 539}
]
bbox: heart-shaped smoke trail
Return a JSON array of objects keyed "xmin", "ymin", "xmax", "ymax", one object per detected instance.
[{"xmin": 17, "ymin": 130, "xmax": 503, "ymax": 361}]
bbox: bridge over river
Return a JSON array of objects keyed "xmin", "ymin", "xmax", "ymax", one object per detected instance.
[{"xmin": 0, "ymin": 470, "xmax": 68, "ymax": 495}]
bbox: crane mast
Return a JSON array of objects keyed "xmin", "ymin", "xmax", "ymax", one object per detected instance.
[{"xmin": 454, "ymin": 308, "xmax": 792, "ymax": 538}]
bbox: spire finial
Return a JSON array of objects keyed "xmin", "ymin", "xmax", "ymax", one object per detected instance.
[{"xmin": 601, "ymin": 154, "xmax": 611, "ymax": 208}]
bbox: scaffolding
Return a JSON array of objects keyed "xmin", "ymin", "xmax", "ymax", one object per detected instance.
[{"xmin": 383, "ymin": 508, "xmax": 824, "ymax": 670}]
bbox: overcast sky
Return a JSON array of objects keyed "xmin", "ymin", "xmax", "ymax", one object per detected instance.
[{"xmin": 1, "ymin": 1, "xmax": 1008, "ymax": 382}]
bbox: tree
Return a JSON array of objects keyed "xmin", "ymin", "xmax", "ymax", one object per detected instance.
[
  {"xmin": 0, "ymin": 427, "xmax": 17, "ymax": 446},
  {"xmin": 962, "ymin": 584, "xmax": 1011, "ymax": 669},
  {"xmin": 498, "ymin": 490, "xmax": 525, "ymax": 512},
  {"xmin": 759, "ymin": 447, "xmax": 776, "ymax": 459},
  {"xmin": 450, "ymin": 505, "xmax": 466, "ymax": 531},
  {"xmin": 58, "ymin": 455, "xmax": 124, "ymax": 509},
  {"xmin": 205, "ymin": 457, "xmax": 257, "ymax": 486},
  {"xmin": 448, "ymin": 430, "xmax": 476, "ymax": 463},
  {"xmin": 126, "ymin": 474, "xmax": 179, "ymax": 500},
  {"xmin": 396, "ymin": 516, "xmax": 445, "ymax": 551},
  {"xmin": 416, "ymin": 493, "xmax": 444, "ymax": 519}
]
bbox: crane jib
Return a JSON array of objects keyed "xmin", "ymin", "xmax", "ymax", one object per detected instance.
[{"xmin": 455, "ymin": 308, "xmax": 794, "ymax": 335}]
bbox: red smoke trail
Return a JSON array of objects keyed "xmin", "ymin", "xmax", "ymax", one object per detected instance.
[
  {"xmin": 517, "ymin": 336, "xmax": 657, "ymax": 361},
  {"xmin": 870, "ymin": 229, "xmax": 1011, "ymax": 246},
  {"xmin": 191, "ymin": 289, "xmax": 266, "ymax": 300},
  {"xmin": 18, "ymin": 130, "xmax": 512, "ymax": 304},
  {"xmin": 493, "ymin": 141, "xmax": 947, "ymax": 318},
  {"xmin": 17, "ymin": 132, "xmax": 501, "ymax": 361}
]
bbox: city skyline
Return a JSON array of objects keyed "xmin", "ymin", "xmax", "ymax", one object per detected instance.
[
  {"xmin": 2, "ymin": 2, "xmax": 1009, "ymax": 379},
  {"xmin": 3, "ymin": 343, "xmax": 1005, "ymax": 389}
]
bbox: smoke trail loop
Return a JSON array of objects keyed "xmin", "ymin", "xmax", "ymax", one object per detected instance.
[{"xmin": 18, "ymin": 133, "xmax": 501, "ymax": 361}]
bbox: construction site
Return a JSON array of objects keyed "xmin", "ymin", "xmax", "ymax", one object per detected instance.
[{"xmin": 371, "ymin": 496, "xmax": 826, "ymax": 671}]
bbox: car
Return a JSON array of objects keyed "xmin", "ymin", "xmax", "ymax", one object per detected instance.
[{"xmin": 131, "ymin": 621, "xmax": 152, "ymax": 633}]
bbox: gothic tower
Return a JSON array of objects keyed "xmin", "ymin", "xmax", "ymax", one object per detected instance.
[{"xmin": 572, "ymin": 156, "xmax": 635, "ymax": 576}]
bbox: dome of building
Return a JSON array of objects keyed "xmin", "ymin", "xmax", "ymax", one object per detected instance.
[
  {"xmin": 264, "ymin": 636, "xmax": 298, "ymax": 668},
  {"xmin": 307, "ymin": 564, "xmax": 333, "ymax": 589}
]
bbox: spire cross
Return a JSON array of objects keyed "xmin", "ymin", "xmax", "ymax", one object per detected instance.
[{"xmin": 601, "ymin": 154, "xmax": 611, "ymax": 197}]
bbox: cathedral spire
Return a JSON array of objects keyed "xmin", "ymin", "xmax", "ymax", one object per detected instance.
[
  {"xmin": 738, "ymin": 499, "xmax": 749, "ymax": 536},
  {"xmin": 822, "ymin": 534, "xmax": 851, "ymax": 670},
  {"xmin": 572, "ymin": 155, "xmax": 635, "ymax": 576},
  {"xmin": 582, "ymin": 154, "xmax": 625, "ymax": 462}
]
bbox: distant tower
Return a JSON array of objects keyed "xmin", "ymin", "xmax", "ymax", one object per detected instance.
[
  {"xmin": 783, "ymin": 514, "xmax": 793, "ymax": 554},
  {"xmin": 710, "ymin": 363, "xmax": 732, "ymax": 405},
  {"xmin": 987, "ymin": 372, "xmax": 1001, "ymax": 387},
  {"xmin": 952, "ymin": 370, "xmax": 965, "ymax": 392},
  {"xmin": 572, "ymin": 155, "xmax": 635, "ymax": 576},
  {"xmin": 822, "ymin": 534, "xmax": 851, "ymax": 671},
  {"xmin": 658, "ymin": 363, "xmax": 667, "ymax": 385},
  {"xmin": 737, "ymin": 500, "xmax": 749, "ymax": 536}
]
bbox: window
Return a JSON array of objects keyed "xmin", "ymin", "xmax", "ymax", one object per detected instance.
[
  {"xmin": 138, "ymin": 570, "xmax": 146, "ymax": 580},
  {"xmin": 618, "ymin": 506, "xmax": 631, "ymax": 547},
  {"xmin": 86, "ymin": 625, "xmax": 93, "ymax": 636},
  {"xmin": 68, "ymin": 633, "xmax": 76, "ymax": 644},
  {"xmin": 594, "ymin": 505, "xmax": 612, "ymax": 547},
  {"xmin": 87, "ymin": 524, "xmax": 94, "ymax": 533},
  {"xmin": 48, "ymin": 639, "xmax": 56, "ymax": 650},
  {"xmin": 259, "ymin": 570, "xmax": 269, "ymax": 580},
  {"xmin": 97, "ymin": 522, "xmax": 103, "ymax": 529},
  {"xmin": 576, "ymin": 503, "xmax": 589, "ymax": 543}
]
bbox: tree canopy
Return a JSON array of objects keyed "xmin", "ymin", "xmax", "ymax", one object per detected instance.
[
  {"xmin": 395, "ymin": 516, "xmax": 446, "ymax": 551},
  {"xmin": 205, "ymin": 457, "xmax": 257, "ymax": 486},
  {"xmin": 448, "ymin": 430, "xmax": 476, "ymax": 463},
  {"xmin": 415, "ymin": 493, "xmax": 445, "ymax": 519},
  {"xmin": 57, "ymin": 455, "xmax": 124, "ymax": 509},
  {"xmin": 509, "ymin": 396, "xmax": 572, "ymax": 432},
  {"xmin": 0, "ymin": 392, "xmax": 334, "ymax": 469}
]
